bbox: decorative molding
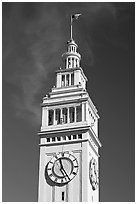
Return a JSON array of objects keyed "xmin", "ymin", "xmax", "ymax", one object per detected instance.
[
  {"xmin": 87, "ymin": 96, "xmax": 99, "ymax": 118},
  {"xmin": 89, "ymin": 127, "xmax": 102, "ymax": 148},
  {"xmin": 41, "ymin": 97, "xmax": 88, "ymax": 107},
  {"xmin": 39, "ymin": 139, "xmax": 88, "ymax": 147},
  {"xmin": 49, "ymin": 88, "xmax": 84, "ymax": 96},
  {"xmin": 38, "ymin": 123, "xmax": 90, "ymax": 135}
]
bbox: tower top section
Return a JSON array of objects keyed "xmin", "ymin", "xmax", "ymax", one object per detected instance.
[
  {"xmin": 62, "ymin": 39, "xmax": 81, "ymax": 69},
  {"xmin": 62, "ymin": 14, "xmax": 82, "ymax": 69}
]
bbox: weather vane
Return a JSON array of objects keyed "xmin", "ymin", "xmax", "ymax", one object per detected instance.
[{"xmin": 70, "ymin": 14, "xmax": 81, "ymax": 40}]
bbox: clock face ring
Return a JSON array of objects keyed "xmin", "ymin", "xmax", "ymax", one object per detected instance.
[
  {"xmin": 47, "ymin": 152, "xmax": 78, "ymax": 184},
  {"xmin": 89, "ymin": 158, "xmax": 98, "ymax": 190}
]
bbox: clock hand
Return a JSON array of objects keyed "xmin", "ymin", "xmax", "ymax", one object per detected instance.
[
  {"xmin": 61, "ymin": 168, "xmax": 71, "ymax": 181},
  {"xmin": 57, "ymin": 159, "xmax": 66, "ymax": 177},
  {"xmin": 59, "ymin": 158, "xmax": 64, "ymax": 169},
  {"xmin": 59, "ymin": 159, "xmax": 70, "ymax": 181},
  {"xmin": 60, "ymin": 168, "xmax": 66, "ymax": 177}
]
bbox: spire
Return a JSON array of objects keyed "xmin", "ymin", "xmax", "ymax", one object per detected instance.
[{"xmin": 62, "ymin": 14, "xmax": 82, "ymax": 69}]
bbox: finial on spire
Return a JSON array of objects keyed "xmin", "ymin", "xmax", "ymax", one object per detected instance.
[{"xmin": 70, "ymin": 14, "xmax": 81, "ymax": 40}]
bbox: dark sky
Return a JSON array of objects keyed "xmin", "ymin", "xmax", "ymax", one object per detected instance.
[{"xmin": 2, "ymin": 2, "xmax": 135, "ymax": 202}]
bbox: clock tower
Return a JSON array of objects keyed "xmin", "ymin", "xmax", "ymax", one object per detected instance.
[{"xmin": 38, "ymin": 15, "xmax": 102, "ymax": 202}]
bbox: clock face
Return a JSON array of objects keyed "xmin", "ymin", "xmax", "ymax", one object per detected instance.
[
  {"xmin": 47, "ymin": 152, "xmax": 78, "ymax": 184},
  {"xmin": 89, "ymin": 158, "xmax": 98, "ymax": 190}
]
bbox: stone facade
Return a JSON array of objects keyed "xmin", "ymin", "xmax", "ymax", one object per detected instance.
[{"xmin": 38, "ymin": 38, "xmax": 102, "ymax": 202}]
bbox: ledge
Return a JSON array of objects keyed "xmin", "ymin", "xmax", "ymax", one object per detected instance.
[
  {"xmin": 41, "ymin": 97, "xmax": 88, "ymax": 107},
  {"xmin": 39, "ymin": 137, "xmax": 100, "ymax": 157},
  {"xmin": 38, "ymin": 122, "xmax": 90, "ymax": 135},
  {"xmin": 89, "ymin": 127, "xmax": 102, "ymax": 148}
]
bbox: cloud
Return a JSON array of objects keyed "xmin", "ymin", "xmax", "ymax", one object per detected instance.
[{"xmin": 3, "ymin": 3, "xmax": 65, "ymax": 126}]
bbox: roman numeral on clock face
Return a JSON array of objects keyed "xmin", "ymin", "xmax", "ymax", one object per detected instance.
[
  {"xmin": 54, "ymin": 178, "xmax": 58, "ymax": 182},
  {"xmin": 49, "ymin": 173, "xmax": 53, "ymax": 177},
  {"xmin": 47, "ymin": 168, "xmax": 52, "ymax": 171}
]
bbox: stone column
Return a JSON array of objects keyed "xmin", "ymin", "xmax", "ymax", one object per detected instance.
[
  {"xmin": 69, "ymin": 73, "xmax": 71, "ymax": 86},
  {"xmin": 74, "ymin": 106, "xmax": 77, "ymax": 123},
  {"xmin": 56, "ymin": 73, "xmax": 62, "ymax": 88},
  {"xmin": 42, "ymin": 107, "xmax": 48, "ymax": 127},
  {"xmin": 67, "ymin": 107, "xmax": 70, "ymax": 123},
  {"xmin": 60, "ymin": 108, "xmax": 63, "ymax": 124},
  {"xmin": 53, "ymin": 109, "xmax": 55, "ymax": 125},
  {"xmin": 66, "ymin": 58, "xmax": 68, "ymax": 69},
  {"xmin": 85, "ymin": 102, "xmax": 89, "ymax": 122},
  {"xmin": 64, "ymin": 74, "xmax": 66, "ymax": 86}
]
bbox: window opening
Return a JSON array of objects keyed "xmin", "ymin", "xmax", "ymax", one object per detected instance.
[
  {"xmin": 52, "ymin": 137, "xmax": 55, "ymax": 142},
  {"xmin": 62, "ymin": 108, "xmax": 67, "ymax": 123},
  {"xmin": 48, "ymin": 110, "xmax": 54, "ymax": 126},
  {"xmin": 69, "ymin": 107, "xmax": 75, "ymax": 123},
  {"xmin": 47, "ymin": 138, "xmax": 50, "ymax": 142},
  {"xmin": 57, "ymin": 137, "xmax": 61, "ymax": 141},
  {"xmin": 62, "ymin": 136, "xmax": 66, "ymax": 140},
  {"xmin": 76, "ymin": 104, "xmax": 82, "ymax": 122},
  {"xmin": 55, "ymin": 109, "xmax": 61, "ymax": 125},
  {"xmin": 62, "ymin": 192, "xmax": 65, "ymax": 201},
  {"xmin": 62, "ymin": 75, "xmax": 65, "ymax": 86},
  {"xmin": 66, "ymin": 74, "xmax": 69, "ymax": 86},
  {"xmin": 78, "ymin": 134, "xmax": 82, "ymax": 139},
  {"xmin": 71, "ymin": 73, "xmax": 74, "ymax": 85},
  {"xmin": 68, "ymin": 135, "xmax": 71, "ymax": 140}
]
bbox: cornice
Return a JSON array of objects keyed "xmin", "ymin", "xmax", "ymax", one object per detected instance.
[
  {"xmin": 38, "ymin": 123, "xmax": 90, "ymax": 136},
  {"xmin": 49, "ymin": 86, "xmax": 84, "ymax": 95},
  {"xmin": 87, "ymin": 94, "xmax": 100, "ymax": 119},
  {"xmin": 88, "ymin": 127, "xmax": 102, "ymax": 148},
  {"xmin": 41, "ymin": 97, "xmax": 88, "ymax": 107}
]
